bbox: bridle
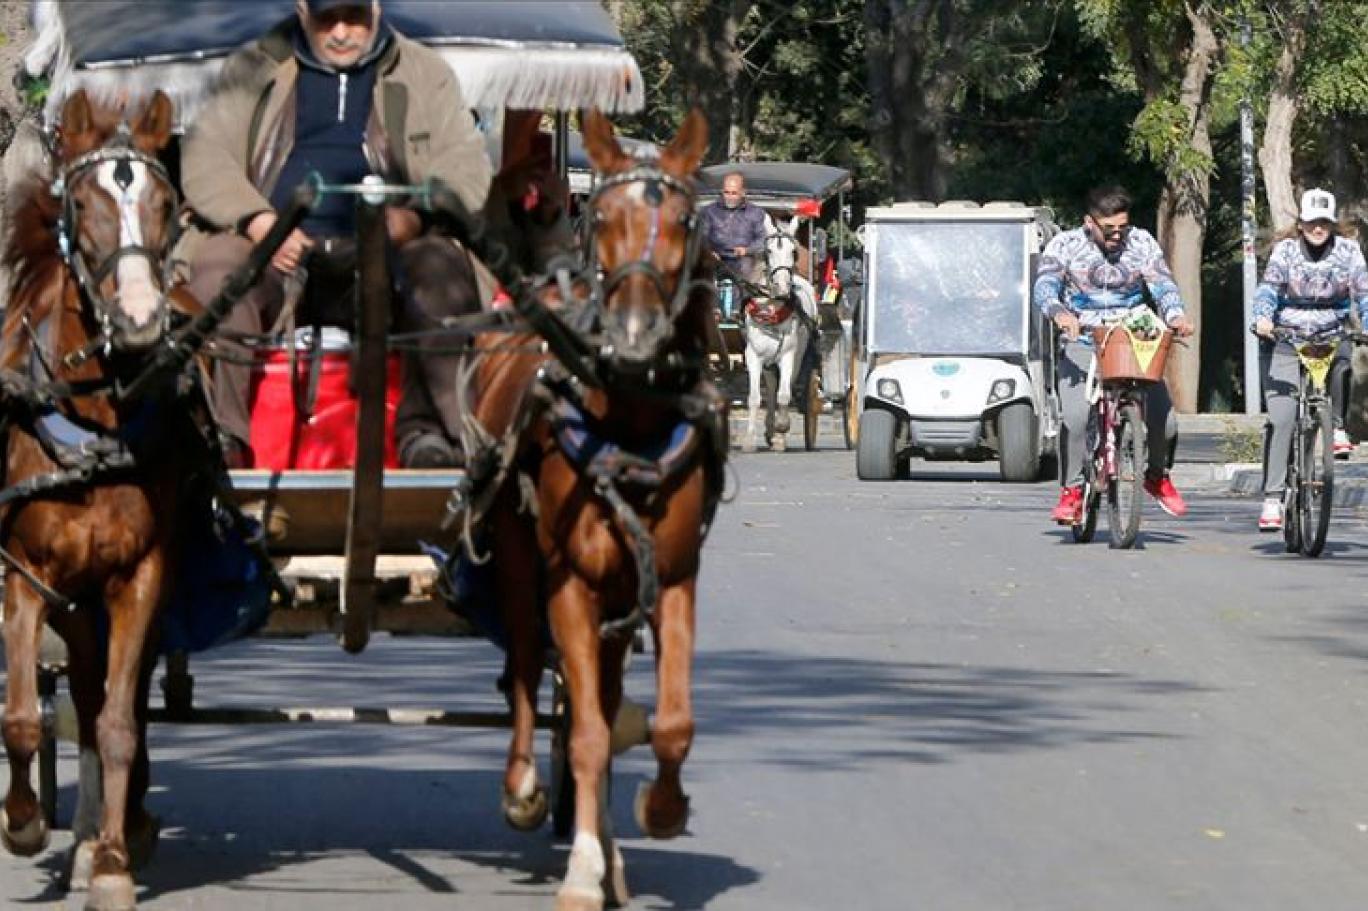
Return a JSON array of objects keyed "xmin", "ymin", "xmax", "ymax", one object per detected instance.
[
  {"xmin": 53, "ymin": 124, "xmax": 180, "ymax": 354},
  {"xmin": 762, "ymin": 223, "xmax": 796, "ymax": 298},
  {"xmin": 587, "ymin": 163, "xmax": 706, "ymax": 350}
]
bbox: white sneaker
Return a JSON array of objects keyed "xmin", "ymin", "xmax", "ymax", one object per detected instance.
[
  {"xmin": 1334, "ymin": 428, "xmax": 1353, "ymax": 459},
  {"xmin": 1258, "ymin": 497, "xmax": 1283, "ymax": 532}
]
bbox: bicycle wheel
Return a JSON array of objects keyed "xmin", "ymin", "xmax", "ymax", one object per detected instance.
[
  {"xmin": 1300, "ymin": 400, "xmax": 1335, "ymax": 557},
  {"xmin": 1071, "ymin": 411, "xmax": 1101, "ymax": 543},
  {"xmin": 1108, "ymin": 401, "xmax": 1145, "ymax": 549}
]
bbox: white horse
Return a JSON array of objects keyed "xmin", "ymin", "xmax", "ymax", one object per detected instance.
[{"xmin": 741, "ymin": 214, "xmax": 818, "ymax": 452}]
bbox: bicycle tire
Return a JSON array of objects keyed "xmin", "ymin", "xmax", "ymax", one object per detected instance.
[
  {"xmin": 1071, "ymin": 405, "xmax": 1102, "ymax": 543},
  {"xmin": 1301, "ymin": 400, "xmax": 1335, "ymax": 557},
  {"xmin": 1108, "ymin": 401, "xmax": 1145, "ymax": 549}
]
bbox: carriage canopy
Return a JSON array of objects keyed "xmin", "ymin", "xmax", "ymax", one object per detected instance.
[
  {"xmin": 698, "ymin": 162, "xmax": 853, "ymax": 214},
  {"xmin": 29, "ymin": 0, "xmax": 644, "ymax": 122}
]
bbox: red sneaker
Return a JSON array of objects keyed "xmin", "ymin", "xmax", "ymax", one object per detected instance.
[
  {"xmin": 1143, "ymin": 473, "xmax": 1188, "ymax": 517},
  {"xmin": 1051, "ymin": 485, "xmax": 1084, "ymax": 525}
]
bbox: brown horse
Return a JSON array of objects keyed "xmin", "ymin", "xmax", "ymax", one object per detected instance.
[
  {"xmin": 1, "ymin": 89, "xmax": 190, "ymax": 911},
  {"xmin": 463, "ymin": 109, "xmax": 720, "ymax": 910}
]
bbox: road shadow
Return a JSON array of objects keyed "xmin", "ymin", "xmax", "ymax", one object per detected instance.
[
  {"xmin": 7, "ymin": 757, "xmax": 757, "ymax": 908},
  {"xmin": 687, "ymin": 649, "xmax": 1202, "ymax": 769}
]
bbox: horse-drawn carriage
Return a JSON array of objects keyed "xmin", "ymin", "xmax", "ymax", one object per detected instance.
[
  {"xmin": 698, "ymin": 162, "xmax": 855, "ymax": 452},
  {"xmin": 1, "ymin": 3, "xmax": 719, "ymax": 909}
]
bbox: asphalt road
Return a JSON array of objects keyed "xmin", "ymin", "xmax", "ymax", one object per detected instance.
[{"xmin": 7, "ymin": 448, "xmax": 1368, "ymax": 910}]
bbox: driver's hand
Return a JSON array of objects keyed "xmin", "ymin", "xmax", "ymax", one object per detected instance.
[
  {"xmin": 1053, "ymin": 310, "xmax": 1081, "ymax": 341},
  {"xmin": 247, "ymin": 211, "xmax": 313, "ymax": 275},
  {"xmin": 732, "ymin": 246, "xmax": 747, "ymax": 257},
  {"xmin": 1253, "ymin": 316, "xmax": 1274, "ymax": 339},
  {"xmin": 1168, "ymin": 314, "xmax": 1196, "ymax": 338},
  {"xmin": 385, "ymin": 207, "xmax": 423, "ymax": 248}
]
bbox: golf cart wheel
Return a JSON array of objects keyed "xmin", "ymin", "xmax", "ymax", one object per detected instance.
[
  {"xmin": 803, "ymin": 372, "xmax": 822, "ymax": 451},
  {"xmin": 843, "ymin": 386, "xmax": 858, "ymax": 450},
  {"xmin": 856, "ymin": 409, "xmax": 898, "ymax": 480},
  {"xmin": 997, "ymin": 401, "xmax": 1039, "ymax": 483}
]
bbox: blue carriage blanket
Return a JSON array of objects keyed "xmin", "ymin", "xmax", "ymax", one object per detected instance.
[{"xmin": 159, "ymin": 505, "xmax": 273, "ymax": 655}]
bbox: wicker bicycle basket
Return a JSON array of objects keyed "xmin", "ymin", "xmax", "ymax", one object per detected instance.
[{"xmin": 1091, "ymin": 325, "xmax": 1173, "ymax": 383}]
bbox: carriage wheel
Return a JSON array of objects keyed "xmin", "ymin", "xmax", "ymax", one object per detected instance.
[
  {"xmin": 550, "ymin": 670, "xmax": 575, "ymax": 838},
  {"xmin": 803, "ymin": 372, "xmax": 822, "ymax": 451}
]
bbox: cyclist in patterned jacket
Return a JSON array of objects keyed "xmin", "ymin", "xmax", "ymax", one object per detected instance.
[
  {"xmin": 1252, "ymin": 188, "xmax": 1368, "ymax": 531},
  {"xmin": 1032, "ymin": 185, "xmax": 1195, "ymax": 525}
]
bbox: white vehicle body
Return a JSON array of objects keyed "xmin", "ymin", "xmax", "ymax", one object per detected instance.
[{"xmin": 851, "ymin": 202, "xmax": 1061, "ymax": 481}]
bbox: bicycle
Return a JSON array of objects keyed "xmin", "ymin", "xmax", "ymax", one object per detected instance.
[
  {"xmin": 1071, "ymin": 320, "xmax": 1173, "ymax": 549},
  {"xmin": 1264, "ymin": 327, "xmax": 1343, "ymax": 558}
]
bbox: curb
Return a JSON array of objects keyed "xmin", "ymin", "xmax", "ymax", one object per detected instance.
[{"xmin": 1210, "ymin": 461, "xmax": 1368, "ymax": 508}]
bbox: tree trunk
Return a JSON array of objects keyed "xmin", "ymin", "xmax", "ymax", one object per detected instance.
[
  {"xmin": 1257, "ymin": 13, "xmax": 1308, "ymax": 233},
  {"xmin": 1158, "ymin": 3, "xmax": 1219, "ymax": 413},
  {"xmin": 864, "ymin": 0, "xmax": 963, "ymax": 201},
  {"xmin": 677, "ymin": 1, "xmax": 751, "ymax": 162}
]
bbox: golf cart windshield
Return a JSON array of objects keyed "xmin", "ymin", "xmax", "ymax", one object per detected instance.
[{"xmin": 868, "ymin": 221, "xmax": 1030, "ymax": 356}]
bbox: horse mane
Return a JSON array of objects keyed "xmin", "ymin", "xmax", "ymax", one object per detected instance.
[{"xmin": 2, "ymin": 175, "xmax": 68, "ymax": 369}]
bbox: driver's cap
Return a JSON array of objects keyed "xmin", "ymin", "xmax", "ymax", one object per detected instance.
[{"xmin": 1299, "ymin": 188, "xmax": 1337, "ymax": 223}]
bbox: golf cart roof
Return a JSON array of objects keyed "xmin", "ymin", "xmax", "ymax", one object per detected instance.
[
  {"xmin": 29, "ymin": 0, "xmax": 644, "ymax": 121},
  {"xmin": 866, "ymin": 200, "xmax": 1054, "ymax": 223},
  {"xmin": 697, "ymin": 162, "xmax": 853, "ymax": 213}
]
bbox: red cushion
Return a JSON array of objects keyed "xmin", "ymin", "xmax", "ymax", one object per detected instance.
[{"xmin": 247, "ymin": 351, "xmax": 401, "ymax": 470}]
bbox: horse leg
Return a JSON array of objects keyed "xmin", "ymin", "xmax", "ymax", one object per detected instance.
[
  {"xmin": 50, "ymin": 609, "xmax": 108, "ymax": 890},
  {"xmin": 124, "ymin": 649, "xmax": 161, "ymax": 872},
  {"xmin": 88, "ymin": 557, "xmax": 163, "ymax": 911},
  {"xmin": 772, "ymin": 336, "xmax": 796, "ymax": 449},
  {"xmin": 495, "ymin": 499, "xmax": 548, "ymax": 831},
  {"xmin": 634, "ymin": 578, "xmax": 695, "ymax": 839},
  {"xmin": 548, "ymin": 572, "xmax": 613, "ymax": 911},
  {"xmin": 1, "ymin": 574, "xmax": 52, "ymax": 856},
  {"xmin": 743, "ymin": 343, "xmax": 763, "ymax": 453},
  {"xmin": 597, "ymin": 635, "xmax": 631, "ymax": 908}
]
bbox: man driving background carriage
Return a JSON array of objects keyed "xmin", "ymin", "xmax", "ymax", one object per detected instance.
[{"xmin": 181, "ymin": 0, "xmax": 495, "ymax": 470}]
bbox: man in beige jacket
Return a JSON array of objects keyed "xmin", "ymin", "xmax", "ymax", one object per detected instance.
[{"xmin": 182, "ymin": 0, "xmax": 492, "ymax": 468}]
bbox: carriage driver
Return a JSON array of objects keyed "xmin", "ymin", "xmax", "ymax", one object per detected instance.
[
  {"xmin": 699, "ymin": 172, "xmax": 768, "ymax": 283},
  {"xmin": 181, "ymin": 0, "xmax": 492, "ymax": 469},
  {"xmin": 1032, "ymin": 185, "xmax": 1196, "ymax": 525}
]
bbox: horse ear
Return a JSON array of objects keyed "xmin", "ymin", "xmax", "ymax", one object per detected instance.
[
  {"xmin": 582, "ymin": 108, "xmax": 630, "ymax": 175},
  {"xmin": 60, "ymin": 90, "xmax": 95, "ymax": 145},
  {"xmin": 788, "ymin": 215, "xmax": 801, "ymax": 237},
  {"xmin": 660, "ymin": 108, "xmax": 707, "ymax": 179},
  {"xmin": 134, "ymin": 91, "xmax": 175, "ymax": 152}
]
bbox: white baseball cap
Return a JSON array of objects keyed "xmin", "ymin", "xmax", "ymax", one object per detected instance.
[{"xmin": 1299, "ymin": 188, "xmax": 1337, "ymax": 223}]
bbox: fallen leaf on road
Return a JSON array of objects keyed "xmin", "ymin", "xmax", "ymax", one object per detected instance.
[{"xmin": 1203, "ymin": 828, "xmax": 1225, "ymax": 839}]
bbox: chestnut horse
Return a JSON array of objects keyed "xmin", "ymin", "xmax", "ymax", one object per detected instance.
[
  {"xmin": 1, "ymin": 90, "xmax": 193, "ymax": 911},
  {"xmin": 461, "ymin": 109, "xmax": 722, "ymax": 910}
]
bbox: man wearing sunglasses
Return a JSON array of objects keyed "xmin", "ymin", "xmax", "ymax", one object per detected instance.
[{"xmin": 1032, "ymin": 185, "xmax": 1196, "ymax": 525}]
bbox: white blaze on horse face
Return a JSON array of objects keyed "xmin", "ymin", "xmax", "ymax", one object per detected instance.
[
  {"xmin": 95, "ymin": 159, "xmax": 160, "ymax": 328},
  {"xmin": 766, "ymin": 225, "xmax": 795, "ymax": 298}
]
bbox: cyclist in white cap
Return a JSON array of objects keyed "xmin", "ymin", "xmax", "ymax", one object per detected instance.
[{"xmin": 1252, "ymin": 188, "xmax": 1368, "ymax": 530}]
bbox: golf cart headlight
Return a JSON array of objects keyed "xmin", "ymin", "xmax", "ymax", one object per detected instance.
[
  {"xmin": 988, "ymin": 379, "xmax": 1016, "ymax": 404},
  {"xmin": 876, "ymin": 378, "xmax": 903, "ymax": 404}
]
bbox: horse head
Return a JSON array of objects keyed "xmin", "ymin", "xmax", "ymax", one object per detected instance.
[
  {"xmin": 54, "ymin": 89, "xmax": 178, "ymax": 354},
  {"xmin": 763, "ymin": 214, "xmax": 801, "ymax": 300},
  {"xmin": 582, "ymin": 108, "xmax": 708, "ymax": 370}
]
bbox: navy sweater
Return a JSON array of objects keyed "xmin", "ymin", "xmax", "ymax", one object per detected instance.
[{"xmin": 269, "ymin": 29, "xmax": 391, "ymax": 237}]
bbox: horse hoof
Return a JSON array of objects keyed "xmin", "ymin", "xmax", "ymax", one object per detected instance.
[
  {"xmin": 555, "ymin": 884, "xmax": 605, "ymax": 911},
  {"xmin": 127, "ymin": 814, "xmax": 162, "ymax": 871},
  {"xmin": 85, "ymin": 873, "xmax": 136, "ymax": 911},
  {"xmin": 633, "ymin": 782, "xmax": 689, "ymax": 839},
  {"xmin": 502, "ymin": 786, "xmax": 548, "ymax": 832},
  {"xmin": 0, "ymin": 806, "xmax": 50, "ymax": 857},
  {"xmin": 69, "ymin": 840, "xmax": 96, "ymax": 891},
  {"xmin": 770, "ymin": 437, "xmax": 787, "ymax": 452}
]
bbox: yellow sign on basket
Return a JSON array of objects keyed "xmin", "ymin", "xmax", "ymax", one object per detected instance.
[{"xmin": 1127, "ymin": 326, "xmax": 1162, "ymax": 374}]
